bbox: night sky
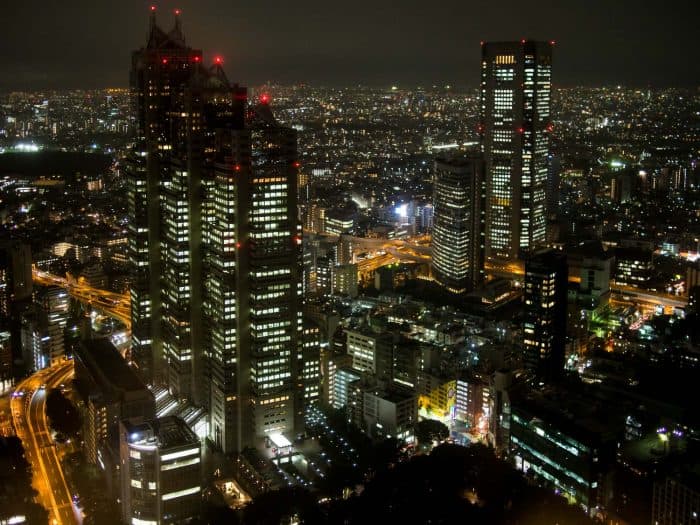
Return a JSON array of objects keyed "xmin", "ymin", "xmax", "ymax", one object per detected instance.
[{"xmin": 2, "ymin": 0, "xmax": 699, "ymax": 90}]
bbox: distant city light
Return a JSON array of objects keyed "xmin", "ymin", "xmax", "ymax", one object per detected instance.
[{"xmin": 14, "ymin": 142, "xmax": 40, "ymax": 152}]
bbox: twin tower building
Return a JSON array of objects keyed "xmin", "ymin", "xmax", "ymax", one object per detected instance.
[
  {"xmin": 126, "ymin": 9, "xmax": 308, "ymax": 454},
  {"xmin": 432, "ymin": 41, "xmax": 554, "ymax": 293},
  {"xmin": 126, "ymin": 9, "xmax": 554, "ymax": 453}
]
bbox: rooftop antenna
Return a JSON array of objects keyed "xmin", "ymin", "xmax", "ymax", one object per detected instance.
[
  {"xmin": 149, "ymin": 5, "xmax": 157, "ymax": 30},
  {"xmin": 174, "ymin": 8, "xmax": 182, "ymax": 34}
]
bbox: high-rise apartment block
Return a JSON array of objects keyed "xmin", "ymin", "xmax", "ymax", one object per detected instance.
[
  {"xmin": 127, "ymin": 9, "xmax": 307, "ymax": 454},
  {"xmin": 0, "ymin": 241, "xmax": 32, "ymax": 319},
  {"xmin": 0, "ymin": 331, "xmax": 11, "ymax": 387},
  {"xmin": 21, "ymin": 286, "xmax": 70, "ymax": 369},
  {"xmin": 431, "ymin": 155, "xmax": 485, "ymax": 293},
  {"xmin": 480, "ymin": 41, "xmax": 553, "ymax": 261},
  {"xmin": 0, "ymin": 240, "xmax": 33, "ymax": 366}
]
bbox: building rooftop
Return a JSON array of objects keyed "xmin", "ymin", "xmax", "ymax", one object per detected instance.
[
  {"xmin": 123, "ymin": 415, "xmax": 198, "ymax": 450},
  {"xmin": 365, "ymin": 387, "xmax": 415, "ymax": 404},
  {"xmin": 511, "ymin": 382, "xmax": 622, "ymax": 445},
  {"xmin": 75, "ymin": 338, "xmax": 149, "ymax": 395},
  {"xmin": 614, "ymin": 246, "xmax": 653, "ymax": 260},
  {"xmin": 566, "ymin": 240, "xmax": 610, "ymax": 260},
  {"xmin": 526, "ymin": 249, "xmax": 568, "ymax": 272}
]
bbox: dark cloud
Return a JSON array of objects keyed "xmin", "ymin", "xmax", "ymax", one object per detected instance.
[{"xmin": 1, "ymin": 0, "xmax": 698, "ymax": 89}]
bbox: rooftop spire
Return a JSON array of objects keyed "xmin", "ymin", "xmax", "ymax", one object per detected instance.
[{"xmin": 174, "ymin": 8, "xmax": 182, "ymax": 34}]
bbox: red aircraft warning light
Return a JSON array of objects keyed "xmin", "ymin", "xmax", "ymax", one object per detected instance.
[
  {"xmin": 174, "ymin": 8, "xmax": 181, "ymax": 15},
  {"xmin": 214, "ymin": 56, "xmax": 223, "ymax": 65},
  {"xmin": 150, "ymin": 5, "xmax": 157, "ymax": 12},
  {"xmin": 293, "ymin": 161, "xmax": 301, "ymax": 168},
  {"xmin": 260, "ymin": 93, "xmax": 271, "ymax": 104}
]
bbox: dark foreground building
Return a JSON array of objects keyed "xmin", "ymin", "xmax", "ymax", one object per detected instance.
[{"xmin": 523, "ymin": 249, "xmax": 568, "ymax": 382}]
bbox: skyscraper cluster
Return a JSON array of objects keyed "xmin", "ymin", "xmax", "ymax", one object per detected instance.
[
  {"xmin": 127, "ymin": 8, "xmax": 309, "ymax": 454},
  {"xmin": 431, "ymin": 40, "xmax": 553, "ymax": 291}
]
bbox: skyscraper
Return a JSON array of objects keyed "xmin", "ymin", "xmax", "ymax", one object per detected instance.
[
  {"xmin": 204, "ymin": 101, "xmax": 303, "ymax": 453},
  {"xmin": 522, "ymin": 249, "xmax": 567, "ymax": 382},
  {"xmin": 480, "ymin": 41, "xmax": 553, "ymax": 261},
  {"xmin": 127, "ymin": 9, "xmax": 306, "ymax": 453},
  {"xmin": 128, "ymin": 7, "xmax": 203, "ymax": 387},
  {"xmin": 431, "ymin": 155, "xmax": 485, "ymax": 294}
]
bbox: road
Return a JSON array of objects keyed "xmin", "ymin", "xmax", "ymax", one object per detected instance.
[
  {"xmin": 315, "ymin": 231, "xmax": 685, "ymax": 310},
  {"xmin": 33, "ymin": 268, "xmax": 131, "ymax": 327},
  {"xmin": 11, "ymin": 361, "xmax": 81, "ymax": 525}
]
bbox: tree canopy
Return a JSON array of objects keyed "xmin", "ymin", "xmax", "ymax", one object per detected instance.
[
  {"xmin": 45, "ymin": 388, "xmax": 81, "ymax": 437},
  {"xmin": 415, "ymin": 418, "xmax": 449, "ymax": 446}
]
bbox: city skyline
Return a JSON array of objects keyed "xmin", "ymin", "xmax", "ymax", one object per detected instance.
[
  {"xmin": 0, "ymin": 4, "xmax": 698, "ymax": 525},
  {"xmin": 1, "ymin": 0, "xmax": 699, "ymax": 90}
]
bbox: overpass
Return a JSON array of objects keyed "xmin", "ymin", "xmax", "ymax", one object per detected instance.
[
  {"xmin": 32, "ymin": 268, "xmax": 131, "ymax": 327},
  {"xmin": 609, "ymin": 283, "xmax": 687, "ymax": 310},
  {"xmin": 305, "ymin": 231, "xmax": 686, "ymax": 310}
]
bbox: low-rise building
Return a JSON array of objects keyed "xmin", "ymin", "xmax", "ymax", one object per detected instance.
[
  {"xmin": 74, "ymin": 339, "xmax": 155, "ymax": 466},
  {"xmin": 614, "ymin": 247, "xmax": 652, "ymax": 288},
  {"xmin": 362, "ymin": 387, "xmax": 416, "ymax": 443},
  {"xmin": 119, "ymin": 416, "xmax": 202, "ymax": 525},
  {"xmin": 509, "ymin": 385, "xmax": 620, "ymax": 513}
]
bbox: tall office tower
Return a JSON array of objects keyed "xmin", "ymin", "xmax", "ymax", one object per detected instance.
[
  {"xmin": 431, "ymin": 155, "xmax": 485, "ymax": 294},
  {"xmin": 523, "ymin": 249, "xmax": 567, "ymax": 382},
  {"xmin": 480, "ymin": 41, "xmax": 553, "ymax": 261},
  {"xmin": 0, "ymin": 331, "xmax": 11, "ymax": 388},
  {"xmin": 127, "ymin": 8, "xmax": 203, "ymax": 387},
  {"xmin": 119, "ymin": 416, "xmax": 201, "ymax": 525},
  {"xmin": 128, "ymin": 9, "xmax": 307, "ymax": 453},
  {"xmin": 204, "ymin": 98, "xmax": 303, "ymax": 453}
]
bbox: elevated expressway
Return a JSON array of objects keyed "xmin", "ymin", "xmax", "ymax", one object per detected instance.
[
  {"xmin": 12, "ymin": 361, "xmax": 80, "ymax": 525},
  {"xmin": 306, "ymin": 231, "xmax": 687, "ymax": 310},
  {"xmin": 32, "ymin": 268, "xmax": 130, "ymax": 328}
]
